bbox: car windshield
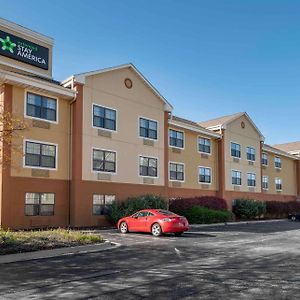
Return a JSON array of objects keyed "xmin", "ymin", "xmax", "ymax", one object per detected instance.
[{"xmin": 157, "ymin": 210, "xmax": 176, "ymax": 216}]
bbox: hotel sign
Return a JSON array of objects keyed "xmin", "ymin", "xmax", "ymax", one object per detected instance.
[{"xmin": 0, "ymin": 30, "xmax": 49, "ymax": 70}]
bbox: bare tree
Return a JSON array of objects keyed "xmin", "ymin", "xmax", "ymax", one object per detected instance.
[{"xmin": 0, "ymin": 107, "xmax": 27, "ymax": 168}]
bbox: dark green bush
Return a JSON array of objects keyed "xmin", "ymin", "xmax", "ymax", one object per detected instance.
[
  {"xmin": 109, "ymin": 194, "xmax": 168, "ymax": 223},
  {"xmin": 233, "ymin": 199, "xmax": 266, "ymax": 220},
  {"xmin": 184, "ymin": 206, "xmax": 233, "ymax": 224}
]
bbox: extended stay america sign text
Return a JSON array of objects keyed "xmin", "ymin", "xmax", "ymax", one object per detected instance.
[{"xmin": 0, "ymin": 30, "xmax": 49, "ymax": 70}]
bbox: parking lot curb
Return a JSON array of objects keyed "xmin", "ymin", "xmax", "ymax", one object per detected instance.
[
  {"xmin": 0, "ymin": 240, "xmax": 120, "ymax": 265},
  {"xmin": 190, "ymin": 219, "xmax": 287, "ymax": 228}
]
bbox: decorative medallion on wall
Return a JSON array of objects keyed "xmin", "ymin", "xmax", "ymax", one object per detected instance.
[
  {"xmin": 124, "ymin": 78, "xmax": 133, "ymax": 89},
  {"xmin": 241, "ymin": 121, "xmax": 245, "ymax": 129}
]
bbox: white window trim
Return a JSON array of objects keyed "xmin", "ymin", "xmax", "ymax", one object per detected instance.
[
  {"xmin": 275, "ymin": 177, "xmax": 283, "ymax": 191},
  {"xmin": 230, "ymin": 141, "xmax": 241, "ymax": 159},
  {"xmin": 138, "ymin": 155, "xmax": 159, "ymax": 178},
  {"xmin": 262, "ymin": 152, "xmax": 269, "ymax": 166},
  {"xmin": 169, "ymin": 161, "xmax": 185, "ymax": 182},
  {"xmin": 274, "ymin": 156, "xmax": 282, "ymax": 170},
  {"xmin": 197, "ymin": 136, "xmax": 212, "ymax": 155},
  {"xmin": 25, "ymin": 192, "xmax": 55, "ymax": 217},
  {"xmin": 246, "ymin": 146, "xmax": 256, "ymax": 162},
  {"xmin": 168, "ymin": 128, "xmax": 185, "ymax": 150},
  {"xmin": 231, "ymin": 169, "xmax": 242, "ymax": 186},
  {"xmin": 92, "ymin": 194, "xmax": 116, "ymax": 216},
  {"xmin": 198, "ymin": 166, "xmax": 212, "ymax": 185},
  {"xmin": 23, "ymin": 139, "xmax": 58, "ymax": 171},
  {"xmin": 92, "ymin": 103, "xmax": 118, "ymax": 132},
  {"xmin": 91, "ymin": 147, "xmax": 117, "ymax": 175},
  {"xmin": 247, "ymin": 172, "xmax": 256, "ymax": 187},
  {"xmin": 262, "ymin": 175, "xmax": 269, "ymax": 191},
  {"xmin": 24, "ymin": 89, "xmax": 59, "ymax": 124},
  {"xmin": 138, "ymin": 116, "xmax": 159, "ymax": 142}
]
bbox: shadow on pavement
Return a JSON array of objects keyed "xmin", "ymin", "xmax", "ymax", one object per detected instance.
[{"xmin": 192, "ymin": 220, "xmax": 300, "ymax": 234}]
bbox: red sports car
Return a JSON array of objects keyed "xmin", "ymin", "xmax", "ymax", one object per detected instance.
[{"xmin": 117, "ymin": 209, "xmax": 189, "ymax": 237}]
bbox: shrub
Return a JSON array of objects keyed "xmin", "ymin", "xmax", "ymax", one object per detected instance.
[
  {"xmin": 109, "ymin": 194, "xmax": 168, "ymax": 224},
  {"xmin": 233, "ymin": 199, "xmax": 266, "ymax": 220},
  {"xmin": 184, "ymin": 206, "xmax": 233, "ymax": 224},
  {"xmin": 266, "ymin": 201, "xmax": 300, "ymax": 217},
  {"xmin": 169, "ymin": 196, "xmax": 227, "ymax": 215}
]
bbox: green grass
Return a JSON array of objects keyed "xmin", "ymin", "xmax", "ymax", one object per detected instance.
[{"xmin": 0, "ymin": 228, "xmax": 103, "ymax": 255}]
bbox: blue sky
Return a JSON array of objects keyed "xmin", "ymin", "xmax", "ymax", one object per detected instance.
[{"xmin": 1, "ymin": 0, "xmax": 300, "ymax": 145}]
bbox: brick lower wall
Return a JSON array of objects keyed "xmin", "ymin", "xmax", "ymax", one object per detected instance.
[{"xmin": 168, "ymin": 187, "xmax": 217, "ymax": 199}]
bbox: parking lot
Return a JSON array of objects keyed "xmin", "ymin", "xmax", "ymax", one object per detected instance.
[{"xmin": 1, "ymin": 220, "xmax": 300, "ymax": 299}]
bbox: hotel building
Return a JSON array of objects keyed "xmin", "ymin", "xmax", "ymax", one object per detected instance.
[{"xmin": 0, "ymin": 19, "xmax": 299, "ymax": 229}]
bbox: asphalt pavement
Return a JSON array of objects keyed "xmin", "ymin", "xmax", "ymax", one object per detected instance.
[{"xmin": 1, "ymin": 220, "xmax": 300, "ymax": 299}]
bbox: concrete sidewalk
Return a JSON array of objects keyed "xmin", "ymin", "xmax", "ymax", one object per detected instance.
[
  {"xmin": 0, "ymin": 240, "xmax": 120, "ymax": 265},
  {"xmin": 189, "ymin": 218, "xmax": 287, "ymax": 228}
]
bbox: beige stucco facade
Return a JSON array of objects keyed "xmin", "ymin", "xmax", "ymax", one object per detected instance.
[
  {"xmin": 168, "ymin": 125, "xmax": 219, "ymax": 191},
  {"xmin": 10, "ymin": 86, "xmax": 71, "ymax": 180},
  {"xmin": 262, "ymin": 150, "xmax": 297, "ymax": 196},
  {"xmin": 224, "ymin": 115, "xmax": 262, "ymax": 192},
  {"xmin": 81, "ymin": 67, "xmax": 166, "ymax": 186}
]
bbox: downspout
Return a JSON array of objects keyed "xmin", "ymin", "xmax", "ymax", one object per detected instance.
[{"xmin": 67, "ymin": 80, "xmax": 77, "ymax": 227}]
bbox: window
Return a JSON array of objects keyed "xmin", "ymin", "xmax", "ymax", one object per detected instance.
[
  {"xmin": 157, "ymin": 210, "xmax": 174, "ymax": 216},
  {"xmin": 25, "ymin": 141, "xmax": 56, "ymax": 169},
  {"xmin": 275, "ymin": 157, "xmax": 282, "ymax": 169},
  {"xmin": 275, "ymin": 178, "xmax": 282, "ymax": 191},
  {"xmin": 26, "ymin": 92, "xmax": 57, "ymax": 122},
  {"xmin": 246, "ymin": 147, "xmax": 256, "ymax": 161},
  {"xmin": 92, "ymin": 149, "xmax": 116, "ymax": 173},
  {"xmin": 247, "ymin": 173, "xmax": 256, "ymax": 187},
  {"xmin": 139, "ymin": 156, "xmax": 158, "ymax": 177},
  {"xmin": 25, "ymin": 193, "xmax": 55, "ymax": 216},
  {"xmin": 139, "ymin": 118, "xmax": 158, "ymax": 140},
  {"xmin": 169, "ymin": 162, "xmax": 184, "ymax": 181},
  {"xmin": 199, "ymin": 167, "xmax": 211, "ymax": 184},
  {"xmin": 198, "ymin": 137, "xmax": 211, "ymax": 154},
  {"xmin": 262, "ymin": 176, "xmax": 269, "ymax": 190},
  {"xmin": 232, "ymin": 170, "xmax": 242, "ymax": 185},
  {"xmin": 262, "ymin": 153, "xmax": 268, "ymax": 166},
  {"xmin": 93, "ymin": 104, "xmax": 116, "ymax": 131},
  {"xmin": 231, "ymin": 142, "xmax": 241, "ymax": 158},
  {"xmin": 93, "ymin": 194, "xmax": 115, "ymax": 215},
  {"xmin": 169, "ymin": 129, "xmax": 184, "ymax": 148}
]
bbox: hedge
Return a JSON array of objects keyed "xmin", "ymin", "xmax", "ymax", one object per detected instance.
[
  {"xmin": 233, "ymin": 199, "xmax": 266, "ymax": 220},
  {"xmin": 266, "ymin": 201, "xmax": 300, "ymax": 217},
  {"xmin": 109, "ymin": 195, "xmax": 168, "ymax": 223},
  {"xmin": 169, "ymin": 196, "xmax": 227, "ymax": 215},
  {"xmin": 184, "ymin": 206, "xmax": 233, "ymax": 224}
]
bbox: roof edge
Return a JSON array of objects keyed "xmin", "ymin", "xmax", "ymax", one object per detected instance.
[
  {"xmin": 263, "ymin": 144, "xmax": 299, "ymax": 160},
  {"xmin": 169, "ymin": 118, "xmax": 221, "ymax": 138},
  {"xmin": 0, "ymin": 18, "xmax": 54, "ymax": 45},
  {"xmin": 63, "ymin": 63, "xmax": 173, "ymax": 112}
]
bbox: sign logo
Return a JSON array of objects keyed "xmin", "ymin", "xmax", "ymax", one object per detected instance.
[
  {"xmin": 0, "ymin": 30, "xmax": 49, "ymax": 70},
  {"xmin": 0, "ymin": 36, "xmax": 16, "ymax": 53}
]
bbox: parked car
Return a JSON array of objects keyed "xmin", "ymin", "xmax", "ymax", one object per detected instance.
[
  {"xmin": 117, "ymin": 209, "xmax": 189, "ymax": 237},
  {"xmin": 288, "ymin": 213, "xmax": 300, "ymax": 221}
]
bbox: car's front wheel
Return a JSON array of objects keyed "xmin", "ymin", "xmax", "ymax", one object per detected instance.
[
  {"xmin": 151, "ymin": 223, "xmax": 162, "ymax": 237},
  {"xmin": 119, "ymin": 221, "xmax": 128, "ymax": 234}
]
